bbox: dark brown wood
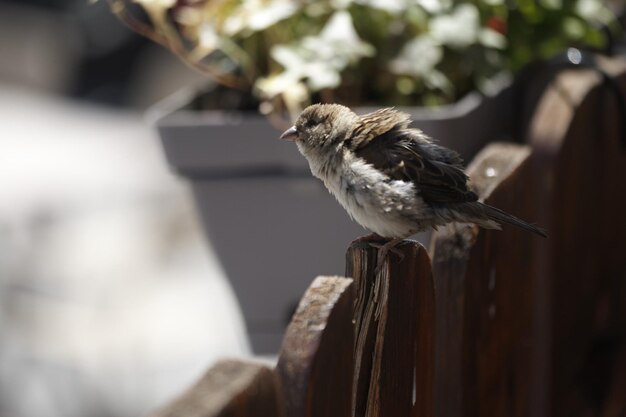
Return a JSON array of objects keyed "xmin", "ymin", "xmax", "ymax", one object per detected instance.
[
  {"xmin": 276, "ymin": 276, "xmax": 354, "ymax": 417},
  {"xmin": 430, "ymin": 143, "xmax": 539, "ymax": 417},
  {"xmin": 601, "ymin": 343, "xmax": 626, "ymax": 417},
  {"xmin": 526, "ymin": 57, "xmax": 626, "ymax": 417},
  {"xmin": 429, "ymin": 56, "xmax": 626, "ymax": 417},
  {"xmin": 149, "ymin": 359, "xmax": 282, "ymax": 417},
  {"xmin": 347, "ymin": 240, "xmax": 435, "ymax": 417}
]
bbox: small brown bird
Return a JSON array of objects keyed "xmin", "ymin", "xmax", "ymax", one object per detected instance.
[{"xmin": 280, "ymin": 104, "xmax": 546, "ymax": 267}]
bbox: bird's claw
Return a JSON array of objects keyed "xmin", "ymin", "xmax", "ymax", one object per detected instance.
[
  {"xmin": 352, "ymin": 235, "xmax": 407, "ymax": 274},
  {"xmin": 371, "ymin": 238, "xmax": 405, "ymax": 275}
]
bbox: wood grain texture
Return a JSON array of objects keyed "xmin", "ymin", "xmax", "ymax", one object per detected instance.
[
  {"xmin": 347, "ymin": 240, "xmax": 435, "ymax": 417},
  {"xmin": 429, "ymin": 55, "xmax": 626, "ymax": 417},
  {"xmin": 526, "ymin": 57, "xmax": 626, "ymax": 417},
  {"xmin": 149, "ymin": 359, "xmax": 281, "ymax": 417},
  {"xmin": 430, "ymin": 143, "xmax": 539, "ymax": 417},
  {"xmin": 276, "ymin": 276, "xmax": 354, "ymax": 417}
]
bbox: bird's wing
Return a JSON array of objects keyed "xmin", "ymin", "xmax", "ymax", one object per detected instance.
[
  {"xmin": 353, "ymin": 128, "xmax": 478, "ymax": 205},
  {"xmin": 348, "ymin": 108, "xmax": 412, "ymax": 148}
]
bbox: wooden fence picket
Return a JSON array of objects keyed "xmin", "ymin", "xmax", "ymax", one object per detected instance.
[
  {"xmin": 276, "ymin": 276, "xmax": 355, "ymax": 417},
  {"xmin": 346, "ymin": 241, "xmax": 435, "ymax": 417},
  {"xmin": 525, "ymin": 59, "xmax": 626, "ymax": 417},
  {"xmin": 430, "ymin": 142, "xmax": 540, "ymax": 417}
]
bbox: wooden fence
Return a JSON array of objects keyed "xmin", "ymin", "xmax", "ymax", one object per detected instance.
[{"xmin": 150, "ymin": 57, "xmax": 626, "ymax": 417}]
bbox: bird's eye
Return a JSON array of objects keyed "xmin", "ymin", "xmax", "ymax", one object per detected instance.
[{"xmin": 305, "ymin": 118, "xmax": 319, "ymax": 128}]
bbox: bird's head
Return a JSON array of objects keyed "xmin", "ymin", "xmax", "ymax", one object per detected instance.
[{"xmin": 280, "ymin": 104, "xmax": 358, "ymax": 154}]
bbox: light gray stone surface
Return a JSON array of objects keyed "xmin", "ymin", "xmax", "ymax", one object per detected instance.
[{"xmin": 0, "ymin": 85, "xmax": 250, "ymax": 417}]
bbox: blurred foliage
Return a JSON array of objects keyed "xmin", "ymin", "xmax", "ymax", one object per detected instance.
[{"xmin": 107, "ymin": 0, "xmax": 619, "ymax": 115}]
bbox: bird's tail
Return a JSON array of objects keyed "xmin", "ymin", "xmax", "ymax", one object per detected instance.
[{"xmin": 475, "ymin": 202, "xmax": 548, "ymax": 238}]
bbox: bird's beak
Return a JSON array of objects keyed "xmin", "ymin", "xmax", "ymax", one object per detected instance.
[{"xmin": 280, "ymin": 126, "xmax": 298, "ymax": 141}]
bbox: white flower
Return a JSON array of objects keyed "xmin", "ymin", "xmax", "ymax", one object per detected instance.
[
  {"xmin": 415, "ymin": 0, "xmax": 452, "ymax": 14},
  {"xmin": 304, "ymin": 11, "xmax": 374, "ymax": 87},
  {"xmin": 256, "ymin": 10, "xmax": 374, "ymax": 99},
  {"xmin": 429, "ymin": 4, "xmax": 480, "ymax": 48},
  {"xmin": 424, "ymin": 69, "xmax": 453, "ymax": 93},
  {"xmin": 248, "ymin": 1, "xmax": 297, "ymax": 30},
  {"xmin": 576, "ymin": 0, "xmax": 614, "ymax": 24},
  {"xmin": 255, "ymin": 71, "xmax": 302, "ymax": 97},
  {"xmin": 479, "ymin": 28, "xmax": 507, "ymax": 49},
  {"xmin": 391, "ymin": 35, "xmax": 453, "ymax": 93},
  {"xmin": 223, "ymin": 0, "xmax": 298, "ymax": 36},
  {"xmin": 260, "ymin": 10, "xmax": 374, "ymax": 95},
  {"xmin": 199, "ymin": 23, "xmax": 220, "ymax": 51},
  {"xmin": 310, "ymin": 11, "xmax": 375, "ymax": 66},
  {"xmin": 133, "ymin": 0, "xmax": 176, "ymax": 18},
  {"xmin": 258, "ymin": 44, "xmax": 341, "ymax": 96},
  {"xmin": 306, "ymin": 62, "xmax": 342, "ymax": 90},
  {"xmin": 133, "ymin": 0, "xmax": 176, "ymax": 8},
  {"xmin": 282, "ymin": 80, "xmax": 310, "ymax": 115},
  {"xmin": 264, "ymin": 43, "xmax": 343, "ymax": 92},
  {"xmin": 321, "ymin": 9, "xmax": 362, "ymax": 41},
  {"xmin": 271, "ymin": 44, "xmax": 301, "ymax": 70},
  {"xmin": 390, "ymin": 35, "xmax": 443, "ymax": 76},
  {"xmin": 321, "ymin": 10, "xmax": 372, "ymax": 52}
]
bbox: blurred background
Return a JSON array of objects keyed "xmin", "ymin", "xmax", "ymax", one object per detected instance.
[
  {"xmin": 0, "ymin": 1, "xmax": 251, "ymax": 416},
  {"xmin": 2, "ymin": 0, "xmax": 625, "ymax": 416}
]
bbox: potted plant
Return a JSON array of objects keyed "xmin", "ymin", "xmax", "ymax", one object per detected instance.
[{"xmin": 107, "ymin": 0, "xmax": 616, "ymax": 353}]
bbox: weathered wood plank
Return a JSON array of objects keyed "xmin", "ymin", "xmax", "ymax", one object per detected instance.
[
  {"xmin": 149, "ymin": 359, "xmax": 282, "ymax": 417},
  {"xmin": 347, "ymin": 240, "xmax": 435, "ymax": 417},
  {"xmin": 428, "ymin": 56, "xmax": 626, "ymax": 417},
  {"xmin": 276, "ymin": 276, "xmax": 354, "ymax": 417},
  {"xmin": 430, "ymin": 142, "xmax": 539, "ymax": 417},
  {"xmin": 526, "ymin": 57, "xmax": 626, "ymax": 417}
]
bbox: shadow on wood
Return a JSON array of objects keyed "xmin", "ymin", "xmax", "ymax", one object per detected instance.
[
  {"xmin": 276, "ymin": 276, "xmax": 354, "ymax": 417},
  {"xmin": 428, "ymin": 57, "xmax": 626, "ymax": 417},
  {"xmin": 526, "ymin": 57, "xmax": 626, "ymax": 417},
  {"xmin": 430, "ymin": 142, "xmax": 538, "ymax": 417}
]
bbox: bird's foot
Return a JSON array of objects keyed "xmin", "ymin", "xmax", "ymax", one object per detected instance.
[
  {"xmin": 352, "ymin": 234, "xmax": 408, "ymax": 274},
  {"xmin": 370, "ymin": 238, "xmax": 406, "ymax": 274}
]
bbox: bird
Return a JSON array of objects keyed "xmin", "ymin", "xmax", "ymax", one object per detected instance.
[{"xmin": 279, "ymin": 103, "xmax": 547, "ymax": 269}]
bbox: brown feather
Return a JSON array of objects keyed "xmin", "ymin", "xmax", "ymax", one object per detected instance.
[
  {"xmin": 352, "ymin": 120, "xmax": 478, "ymax": 206},
  {"xmin": 348, "ymin": 108, "xmax": 412, "ymax": 149}
]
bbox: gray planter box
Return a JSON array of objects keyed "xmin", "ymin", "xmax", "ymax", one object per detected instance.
[{"xmin": 149, "ymin": 85, "xmax": 516, "ymax": 353}]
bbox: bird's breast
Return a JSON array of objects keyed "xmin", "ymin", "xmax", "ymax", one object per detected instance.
[{"xmin": 311, "ymin": 152, "xmax": 427, "ymax": 238}]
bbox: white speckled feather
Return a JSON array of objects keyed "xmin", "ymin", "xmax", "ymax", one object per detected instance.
[{"xmin": 302, "ymin": 144, "xmax": 428, "ymax": 238}]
